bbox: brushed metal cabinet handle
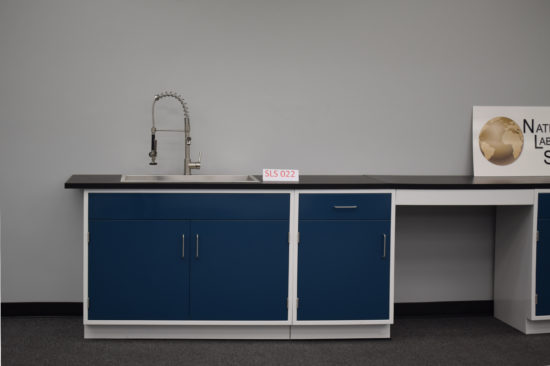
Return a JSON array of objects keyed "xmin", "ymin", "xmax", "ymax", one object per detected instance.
[
  {"xmin": 333, "ymin": 205, "xmax": 358, "ymax": 209},
  {"xmin": 182, "ymin": 234, "xmax": 185, "ymax": 259},
  {"xmin": 195, "ymin": 234, "xmax": 199, "ymax": 259},
  {"xmin": 382, "ymin": 233, "xmax": 387, "ymax": 259}
]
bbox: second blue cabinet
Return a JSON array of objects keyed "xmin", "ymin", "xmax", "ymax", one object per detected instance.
[
  {"xmin": 297, "ymin": 193, "xmax": 391, "ymax": 321},
  {"xmin": 88, "ymin": 193, "xmax": 290, "ymax": 321}
]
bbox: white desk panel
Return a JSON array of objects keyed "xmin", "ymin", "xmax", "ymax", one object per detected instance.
[{"xmin": 396, "ymin": 189, "xmax": 535, "ymax": 206}]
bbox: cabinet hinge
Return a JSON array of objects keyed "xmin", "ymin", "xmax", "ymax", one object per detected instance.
[
  {"xmin": 87, "ymin": 297, "xmax": 90, "ymax": 309},
  {"xmin": 288, "ymin": 232, "xmax": 290, "ymax": 244},
  {"xmin": 286, "ymin": 298, "xmax": 289, "ymax": 309},
  {"xmin": 87, "ymin": 232, "xmax": 90, "ymax": 244},
  {"xmin": 296, "ymin": 298, "xmax": 300, "ymax": 309}
]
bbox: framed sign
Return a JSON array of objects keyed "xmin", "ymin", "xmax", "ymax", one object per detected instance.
[{"xmin": 473, "ymin": 106, "xmax": 550, "ymax": 176}]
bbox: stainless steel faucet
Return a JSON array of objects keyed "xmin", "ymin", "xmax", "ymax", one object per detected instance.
[{"xmin": 149, "ymin": 91, "xmax": 201, "ymax": 174}]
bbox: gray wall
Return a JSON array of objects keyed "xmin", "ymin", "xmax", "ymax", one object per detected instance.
[
  {"xmin": 395, "ymin": 206, "xmax": 495, "ymax": 302},
  {"xmin": 1, "ymin": 0, "xmax": 549, "ymax": 302}
]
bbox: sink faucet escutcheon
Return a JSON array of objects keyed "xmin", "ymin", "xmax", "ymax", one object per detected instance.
[{"xmin": 149, "ymin": 91, "xmax": 201, "ymax": 175}]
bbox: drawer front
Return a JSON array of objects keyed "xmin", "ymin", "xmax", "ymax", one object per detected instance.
[
  {"xmin": 299, "ymin": 193, "xmax": 391, "ymax": 220},
  {"xmin": 89, "ymin": 193, "xmax": 290, "ymax": 220},
  {"xmin": 539, "ymin": 193, "xmax": 550, "ymax": 220}
]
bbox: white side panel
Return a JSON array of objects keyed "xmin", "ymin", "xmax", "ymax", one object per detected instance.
[
  {"xmin": 525, "ymin": 319, "xmax": 550, "ymax": 334},
  {"xmin": 287, "ymin": 191, "xmax": 298, "ymax": 324},
  {"xmin": 290, "ymin": 325, "xmax": 390, "ymax": 339},
  {"xmin": 290, "ymin": 191, "xmax": 299, "ymax": 324},
  {"xmin": 389, "ymin": 192, "xmax": 395, "ymax": 323},
  {"xmin": 494, "ymin": 205, "xmax": 534, "ymax": 334},
  {"xmin": 85, "ymin": 325, "xmax": 290, "ymax": 339},
  {"xmin": 396, "ymin": 189, "xmax": 534, "ymax": 206},
  {"xmin": 531, "ymin": 190, "xmax": 540, "ymax": 320},
  {"xmin": 83, "ymin": 191, "xmax": 89, "ymax": 323}
]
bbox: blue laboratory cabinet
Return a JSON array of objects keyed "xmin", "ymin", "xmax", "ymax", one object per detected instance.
[
  {"xmin": 537, "ymin": 193, "xmax": 550, "ymax": 316},
  {"xmin": 297, "ymin": 194, "xmax": 391, "ymax": 321},
  {"xmin": 88, "ymin": 193, "xmax": 290, "ymax": 321}
]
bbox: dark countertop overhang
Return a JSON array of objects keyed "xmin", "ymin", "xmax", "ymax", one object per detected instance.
[{"xmin": 64, "ymin": 175, "xmax": 550, "ymax": 190}]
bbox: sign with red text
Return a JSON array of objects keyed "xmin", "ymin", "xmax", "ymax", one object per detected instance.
[
  {"xmin": 262, "ymin": 169, "xmax": 299, "ymax": 182},
  {"xmin": 473, "ymin": 106, "xmax": 550, "ymax": 176}
]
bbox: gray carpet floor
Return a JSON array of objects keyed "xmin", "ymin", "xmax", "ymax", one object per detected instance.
[{"xmin": 2, "ymin": 316, "xmax": 550, "ymax": 366}]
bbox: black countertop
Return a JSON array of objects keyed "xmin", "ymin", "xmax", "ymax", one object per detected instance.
[{"xmin": 64, "ymin": 174, "xmax": 550, "ymax": 190}]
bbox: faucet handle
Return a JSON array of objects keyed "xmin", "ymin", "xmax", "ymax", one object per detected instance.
[
  {"xmin": 149, "ymin": 150, "xmax": 158, "ymax": 165},
  {"xmin": 189, "ymin": 152, "xmax": 201, "ymax": 170}
]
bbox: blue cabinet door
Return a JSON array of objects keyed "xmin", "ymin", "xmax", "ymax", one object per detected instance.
[
  {"xmin": 189, "ymin": 220, "xmax": 289, "ymax": 321},
  {"xmin": 88, "ymin": 220, "xmax": 190, "ymax": 320},
  {"xmin": 298, "ymin": 220, "xmax": 390, "ymax": 320},
  {"xmin": 537, "ymin": 219, "xmax": 550, "ymax": 316}
]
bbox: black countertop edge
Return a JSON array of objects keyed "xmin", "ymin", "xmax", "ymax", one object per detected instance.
[
  {"xmin": 64, "ymin": 174, "xmax": 550, "ymax": 190},
  {"xmin": 65, "ymin": 183, "xmax": 394, "ymax": 189}
]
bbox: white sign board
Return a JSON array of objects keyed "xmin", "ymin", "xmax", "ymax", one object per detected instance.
[
  {"xmin": 473, "ymin": 106, "xmax": 550, "ymax": 176},
  {"xmin": 262, "ymin": 169, "xmax": 299, "ymax": 182}
]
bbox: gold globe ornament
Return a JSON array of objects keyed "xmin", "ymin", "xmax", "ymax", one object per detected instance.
[{"xmin": 479, "ymin": 116, "xmax": 524, "ymax": 165}]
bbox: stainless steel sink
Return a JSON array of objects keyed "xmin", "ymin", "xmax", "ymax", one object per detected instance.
[{"xmin": 121, "ymin": 174, "xmax": 260, "ymax": 183}]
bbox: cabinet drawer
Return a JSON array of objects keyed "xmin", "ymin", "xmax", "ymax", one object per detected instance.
[
  {"xmin": 299, "ymin": 193, "xmax": 391, "ymax": 220},
  {"xmin": 89, "ymin": 193, "xmax": 290, "ymax": 220}
]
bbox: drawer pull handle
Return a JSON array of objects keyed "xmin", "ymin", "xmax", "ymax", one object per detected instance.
[
  {"xmin": 382, "ymin": 233, "xmax": 387, "ymax": 259},
  {"xmin": 182, "ymin": 234, "xmax": 185, "ymax": 259},
  {"xmin": 333, "ymin": 205, "xmax": 358, "ymax": 209},
  {"xmin": 196, "ymin": 234, "xmax": 199, "ymax": 259}
]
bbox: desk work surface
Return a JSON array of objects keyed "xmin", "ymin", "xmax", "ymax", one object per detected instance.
[{"xmin": 65, "ymin": 175, "xmax": 550, "ymax": 190}]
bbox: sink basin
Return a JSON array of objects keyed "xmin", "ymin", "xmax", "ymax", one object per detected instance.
[{"xmin": 121, "ymin": 174, "xmax": 261, "ymax": 183}]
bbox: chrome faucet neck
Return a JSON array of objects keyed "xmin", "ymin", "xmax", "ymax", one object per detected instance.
[
  {"xmin": 152, "ymin": 91, "xmax": 190, "ymax": 128},
  {"xmin": 149, "ymin": 91, "xmax": 201, "ymax": 174}
]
